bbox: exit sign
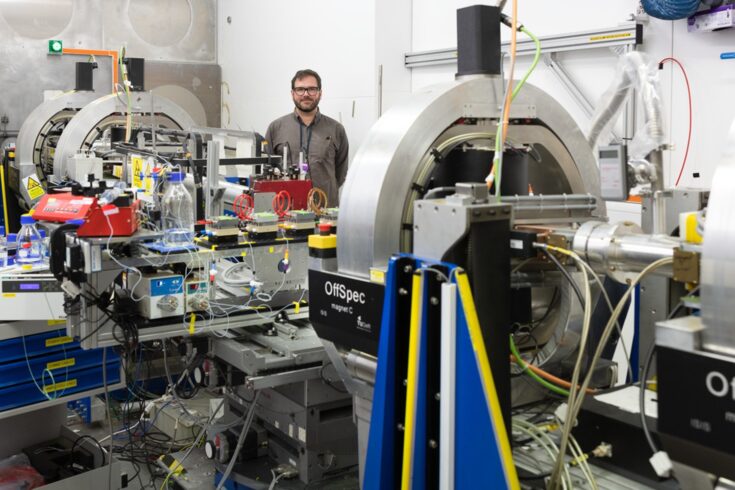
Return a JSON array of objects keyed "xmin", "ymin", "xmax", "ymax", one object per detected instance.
[{"xmin": 48, "ymin": 40, "xmax": 63, "ymax": 55}]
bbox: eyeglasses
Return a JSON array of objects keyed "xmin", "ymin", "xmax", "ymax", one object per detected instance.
[{"xmin": 293, "ymin": 87, "xmax": 320, "ymax": 96}]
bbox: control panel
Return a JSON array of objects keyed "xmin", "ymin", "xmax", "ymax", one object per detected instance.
[
  {"xmin": 132, "ymin": 273, "xmax": 185, "ymax": 320},
  {"xmin": 33, "ymin": 194, "xmax": 96, "ymax": 222}
]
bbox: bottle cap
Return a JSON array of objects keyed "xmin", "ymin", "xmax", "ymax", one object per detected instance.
[
  {"xmin": 168, "ymin": 172, "xmax": 185, "ymax": 182},
  {"xmin": 20, "ymin": 215, "xmax": 35, "ymax": 226}
]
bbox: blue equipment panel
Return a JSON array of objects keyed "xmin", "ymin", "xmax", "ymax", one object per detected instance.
[
  {"xmin": 0, "ymin": 329, "xmax": 76, "ymax": 362},
  {"xmin": 0, "ymin": 362, "xmax": 121, "ymax": 412},
  {"xmin": 0, "ymin": 347, "xmax": 107, "ymax": 389},
  {"xmin": 150, "ymin": 275, "xmax": 184, "ymax": 296}
]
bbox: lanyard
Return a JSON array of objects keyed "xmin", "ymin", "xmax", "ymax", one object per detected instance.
[{"xmin": 299, "ymin": 122, "xmax": 313, "ymax": 162}]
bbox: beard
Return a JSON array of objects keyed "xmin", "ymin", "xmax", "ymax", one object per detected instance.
[{"xmin": 294, "ymin": 96, "xmax": 320, "ymax": 113}]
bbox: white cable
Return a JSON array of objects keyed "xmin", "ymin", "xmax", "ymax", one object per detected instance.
[
  {"xmin": 550, "ymin": 257, "xmax": 674, "ymax": 488},
  {"xmin": 512, "ymin": 420, "xmax": 571, "ymax": 489},
  {"xmin": 548, "ymin": 248, "xmax": 593, "ymax": 487}
]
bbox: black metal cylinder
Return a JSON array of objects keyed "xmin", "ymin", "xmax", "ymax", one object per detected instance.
[
  {"xmin": 75, "ymin": 62, "xmax": 95, "ymax": 91},
  {"xmin": 430, "ymin": 146, "xmax": 529, "ymax": 196},
  {"xmin": 124, "ymin": 57, "xmax": 145, "ymax": 91},
  {"xmin": 110, "ymin": 126, "xmax": 126, "ymax": 144},
  {"xmin": 456, "ymin": 5, "xmax": 502, "ymax": 77}
]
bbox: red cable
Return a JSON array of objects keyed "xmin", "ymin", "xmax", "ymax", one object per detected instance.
[
  {"xmin": 272, "ymin": 190, "xmax": 292, "ymax": 218},
  {"xmin": 233, "ymin": 194, "xmax": 254, "ymax": 220},
  {"xmin": 659, "ymin": 57, "xmax": 692, "ymax": 187}
]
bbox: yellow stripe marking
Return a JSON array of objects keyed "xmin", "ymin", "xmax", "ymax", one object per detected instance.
[
  {"xmin": 44, "ymin": 379, "xmax": 77, "ymax": 393},
  {"xmin": 401, "ymin": 273, "xmax": 423, "ymax": 490},
  {"xmin": 46, "ymin": 336, "xmax": 73, "ymax": 347},
  {"xmin": 456, "ymin": 271, "xmax": 520, "ymax": 490},
  {"xmin": 47, "ymin": 358, "xmax": 75, "ymax": 370},
  {"xmin": 590, "ymin": 32, "xmax": 631, "ymax": 41}
]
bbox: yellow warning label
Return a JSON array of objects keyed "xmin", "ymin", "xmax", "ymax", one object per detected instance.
[
  {"xmin": 26, "ymin": 176, "xmax": 44, "ymax": 200},
  {"xmin": 2, "ymin": 293, "xmax": 15, "ymax": 298},
  {"xmin": 131, "ymin": 156, "xmax": 144, "ymax": 189},
  {"xmin": 47, "ymin": 319, "xmax": 66, "ymax": 326},
  {"xmin": 590, "ymin": 33, "xmax": 632, "ymax": 42},
  {"xmin": 46, "ymin": 336, "xmax": 73, "ymax": 347},
  {"xmin": 113, "ymin": 166, "xmax": 123, "ymax": 179},
  {"xmin": 47, "ymin": 358, "xmax": 76, "ymax": 370},
  {"xmin": 44, "ymin": 379, "xmax": 77, "ymax": 393},
  {"xmin": 143, "ymin": 159, "xmax": 154, "ymax": 193},
  {"xmin": 268, "ymin": 246, "xmax": 275, "ymax": 254},
  {"xmin": 188, "ymin": 313, "xmax": 196, "ymax": 335}
]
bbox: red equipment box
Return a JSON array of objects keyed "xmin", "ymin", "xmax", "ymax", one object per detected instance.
[
  {"xmin": 33, "ymin": 193, "xmax": 139, "ymax": 237},
  {"xmin": 252, "ymin": 179, "xmax": 312, "ymax": 210}
]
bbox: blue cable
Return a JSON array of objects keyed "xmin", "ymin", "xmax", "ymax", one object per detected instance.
[{"xmin": 641, "ymin": 0, "xmax": 701, "ymax": 20}]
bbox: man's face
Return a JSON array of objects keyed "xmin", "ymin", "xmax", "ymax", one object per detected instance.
[{"xmin": 292, "ymin": 75, "xmax": 321, "ymax": 113}]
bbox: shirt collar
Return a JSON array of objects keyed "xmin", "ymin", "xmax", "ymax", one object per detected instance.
[{"xmin": 293, "ymin": 109, "xmax": 321, "ymax": 126}]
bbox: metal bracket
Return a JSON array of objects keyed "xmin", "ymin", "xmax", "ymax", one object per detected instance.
[{"xmin": 405, "ymin": 22, "xmax": 641, "ymax": 69}]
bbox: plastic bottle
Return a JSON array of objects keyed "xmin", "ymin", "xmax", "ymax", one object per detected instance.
[
  {"xmin": 98, "ymin": 181, "xmax": 127, "ymax": 206},
  {"xmin": 161, "ymin": 171, "xmax": 194, "ymax": 247},
  {"xmin": 0, "ymin": 227, "xmax": 7, "ymax": 268},
  {"xmin": 298, "ymin": 151, "xmax": 309, "ymax": 180},
  {"xmin": 16, "ymin": 215, "xmax": 44, "ymax": 264}
]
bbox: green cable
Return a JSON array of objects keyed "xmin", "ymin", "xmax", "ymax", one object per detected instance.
[
  {"xmin": 509, "ymin": 335, "xmax": 570, "ymax": 397},
  {"xmin": 494, "ymin": 26, "xmax": 542, "ymax": 202},
  {"xmin": 512, "ymin": 27, "xmax": 542, "ymax": 99}
]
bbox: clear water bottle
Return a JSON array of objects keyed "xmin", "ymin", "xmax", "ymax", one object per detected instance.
[
  {"xmin": 16, "ymin": 215, "xmax": 44, "ymax": 264},
  {"xmin": 98, "ymin": 181, "xmax": 126, "ymax": 206},
  {"xmin": 161, "ymin": 171, "xmax": 194, "ymax": 247},
  {"xmin": 0, "ymin": 226, "xmax": 7, "ymax": 267}
]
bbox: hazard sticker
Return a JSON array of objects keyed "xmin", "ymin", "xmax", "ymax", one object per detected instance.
[{"xmin": 24, "ymin": 176, "xmax": 45, "ymax": 200}]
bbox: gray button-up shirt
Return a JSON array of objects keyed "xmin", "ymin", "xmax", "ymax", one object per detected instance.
[{"xmin": 265, "ymin": 110, "xmax": 349, "ymax": 206}]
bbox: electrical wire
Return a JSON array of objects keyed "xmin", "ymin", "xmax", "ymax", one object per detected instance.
[
  {"xmin": 215, "ymin": 391, "xmax": 261, "ymax": 490},
  {"xmin": 103, "ymin": 347, "xmax": 114, "ymax": 490},
  {"xmin": 510, "ymin": 335, "xmax": 569, "ymax": 396},
  {"xmin": 546, "ymin": 245, "xmax": 634, "ymax": 383},
  {"xmin": 638, "ymin": 293, "xmax": 696, "ymax": 455},
  {"xmin": 549, "ymin": 256, "xmax": 674, "ymax": 489},
  {"xmin": 659, "ymin": 57, "xmax": 692, "ymax": 187},
  {"xmin": 510, "ymin": 338, "xmax": 597, "ymax": 395},
  {"xmin": 512, "ymin": 419, "xmax": 572, "ymax": 490},
  {"xmin": 307, "ymin": 187, "xmax": 328, "ymax": 215},
  {"xmin": 536, "ymin": 246, "xmax": 592, "ymax": 490},
  {"xmin": 489, "ymin": 22, "xmax": 541, "ymax": 200}
]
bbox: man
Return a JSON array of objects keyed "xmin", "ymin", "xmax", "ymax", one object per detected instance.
[{"xmin": 265, "ymin": 69, "xmax": 349, "ymax": 206}]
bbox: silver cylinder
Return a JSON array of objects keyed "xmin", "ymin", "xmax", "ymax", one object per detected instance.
[
  {"xmin": 573, "ymin": 221, "xmax": 677, "ymax": 283},
  {"xmin": 343, "ymin": 351, "xmax": 377, "ymax": 385}
]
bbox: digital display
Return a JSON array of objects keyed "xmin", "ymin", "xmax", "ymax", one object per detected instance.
[
  {"xmin": 19, "ymin": 283, "xmax": 41, "ymax": 291},
  {"xmin": 599, "ymin": 149, "xmax": 620, "ymax": 159}
]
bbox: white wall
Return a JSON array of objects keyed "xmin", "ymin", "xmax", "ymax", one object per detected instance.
[
  {"xmin": 217, "ymin": 0, "xmax": 377, "ymax": 155},
  {"xmin": 410, "ymin": 0, "xmax": 735, "ymax": 196},
  {"xmin": 219, "ymin": 1, "xmax": 735, "ymax": 201}
]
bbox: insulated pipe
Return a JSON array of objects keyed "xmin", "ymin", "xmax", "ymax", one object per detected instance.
[
  {"xmin": 588, "ymin": 52, "xmax": 664, "ymax": 192},
  {"xmin": 343, "ymin": 351, "xmax": 377, "ymax": 385},
  {"xmin": 572, "ymin": 221, "xmax": 677, "ymax": 284}
]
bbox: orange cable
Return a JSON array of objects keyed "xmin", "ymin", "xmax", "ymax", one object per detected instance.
[
  {"xmin": 510, "ymin": 355, "xmax": 598, "ymax": 394},
  {"xmin": 62, "ymin": 48, "xmax": 119, "ymax": 92}
]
